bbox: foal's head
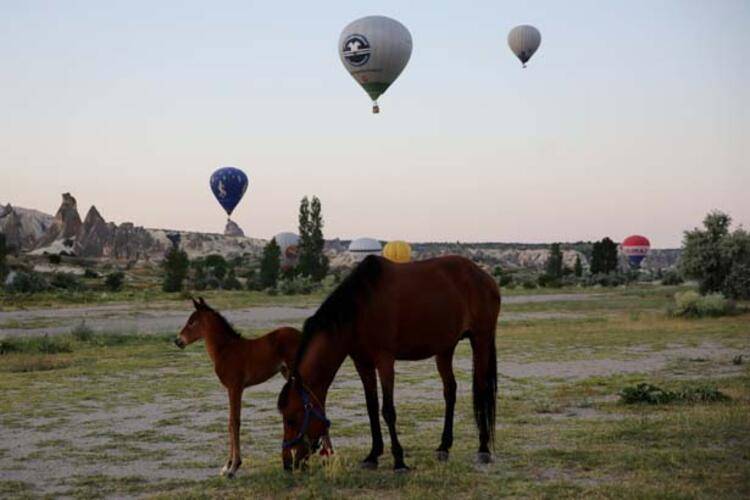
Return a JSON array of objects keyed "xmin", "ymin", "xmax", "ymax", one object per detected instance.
[{"xmin": 174, "ymin": 297, "xmax": 224, "ymax": 349}]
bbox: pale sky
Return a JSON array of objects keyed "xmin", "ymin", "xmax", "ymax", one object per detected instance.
[{"xmin": 1, "ymin": 0, "xmax": 748, "ymax": 248}]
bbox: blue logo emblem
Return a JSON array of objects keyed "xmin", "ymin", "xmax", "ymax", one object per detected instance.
[{"xmin": 343, "ymin": 34, "xmax": 372, "ymax": 67}]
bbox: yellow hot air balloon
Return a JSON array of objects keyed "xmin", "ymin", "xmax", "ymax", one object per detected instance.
[{"xmin": 382, "ymin": 241, "xmax": 412, "ymax": 263}]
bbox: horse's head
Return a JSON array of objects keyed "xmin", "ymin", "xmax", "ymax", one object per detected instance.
[
  {"xmin": 277, "ymin": 374, "xmax": 332, "ymax": 470},
  {"xmin": 174, "ymin": 297, "xmax": 212, "ymax": 349}
]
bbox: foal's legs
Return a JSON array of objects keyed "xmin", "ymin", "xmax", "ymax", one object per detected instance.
[
  {"xmin": 376, "ymin": 357, "xmax": 409, "ymax": 471},
  {"xmin": 221, "ymin": 386, "xmax": 243, "ymax": 477},
  {"xmin": 435, "ymin": 351, "xmax": 457, "ymax": 461},
  {"xmin": 354, "ymin": 360, "xmax": 384, "ymax": 469}
]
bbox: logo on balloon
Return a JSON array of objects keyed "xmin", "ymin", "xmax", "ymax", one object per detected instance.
[{"xmin": 343, "ymin": 34, "xmax": 371, "ymax": 67}]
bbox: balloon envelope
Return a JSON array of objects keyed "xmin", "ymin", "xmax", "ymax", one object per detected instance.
[
  {"xmin": 210, "ymin": 167, "xmax": 248, "ymax": 216},
  {"xmin": 382, "ymin": 240, "xmax": 411, "ymax": 263},
  {"xmin": 339, "ymin": 16, "xmax": 412, "ymax": 112},
  {"xmin": 274, "ymin": 232, "xmax": 300, "ymax": 269},
  {"xmin": 507, "ymin": 25, "xmax": 541, "ymax": 66},
  {"xmin": 622, "ymin": 235, "xmax": 650, "ymax": 268}
]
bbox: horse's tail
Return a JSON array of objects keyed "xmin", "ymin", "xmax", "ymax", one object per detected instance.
[{"xmin": 471, "ymin": 332, "xmax": 497, "ymax": 451}]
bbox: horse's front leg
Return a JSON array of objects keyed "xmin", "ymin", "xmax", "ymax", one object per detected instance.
[
  {"xmin": 376, "ymin": 357, "xmax": 409, "ymax": 472},
  {"xmin": 354, "ymin": 360, "xmax": 383, "ymax": 469},
  {"xmin": 221, "ymin": 386, "xmax": 243, "ymax": 478}
]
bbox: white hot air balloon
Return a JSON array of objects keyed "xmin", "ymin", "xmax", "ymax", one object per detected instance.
[
  {"xmin": 348, "ymin": 237, "xmax": 382, "ymax": 262},
  {"xmin": 339, "ymin": 16, "xmax": 413, "ymax": 114},
  {"xmin": 507, "ymin": 25, "xmax": 541, "ymax": 68}
]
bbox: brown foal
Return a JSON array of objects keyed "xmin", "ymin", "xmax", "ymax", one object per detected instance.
[{"xmin": 175, "ymin": 297, "xmax": 301, "ymax": 477}]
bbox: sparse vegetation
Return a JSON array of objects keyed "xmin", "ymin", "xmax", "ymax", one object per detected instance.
[
  {"xmin": 619, "ymin": 382, "xmax": 730, "ymax": 404},
  {"xmin": 669, "ymin": 290, "xmax": 735, "ymax": 318}
]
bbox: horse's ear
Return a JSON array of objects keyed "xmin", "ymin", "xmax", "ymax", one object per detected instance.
[
  {"xmin": 198, "ymin": 297, "xmax": 207, "ymax": 307},
  {"xmin": 192, "ymin": 297, "xmax": 200, "ymax": 310}
]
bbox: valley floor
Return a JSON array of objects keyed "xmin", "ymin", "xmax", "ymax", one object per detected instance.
[{"xmin": 0, "ymin": 286, "xmax": 748, "ymax": 498}]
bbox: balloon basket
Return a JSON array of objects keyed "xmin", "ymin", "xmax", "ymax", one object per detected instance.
[{"xmin": 372, "ymin": 102, "xmax": 380, "ymax": 114}]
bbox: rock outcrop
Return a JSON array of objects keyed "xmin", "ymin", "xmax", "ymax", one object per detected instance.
[
  {"xmin": 224, "ymin": 220, "xmax": 245, "ymax": 237},
  {"xmin": 0, "ymin": 203, "xmax": 54, "ymax": 251},
  {"xmin": 37, "ymin": 193, "xmax": 82, "ymax": 248},
  {"xmin": 76, "ymin": 206, "xmax": 113, "ymax": 257}
]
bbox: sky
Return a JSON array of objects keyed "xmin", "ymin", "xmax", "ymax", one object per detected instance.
[{"xmin": 1, "ymin": 0, "xmax": 748, "ymax": 248}]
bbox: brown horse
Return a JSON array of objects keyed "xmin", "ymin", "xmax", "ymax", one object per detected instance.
[
  {"xmin": 175, "ymin": 297, "xmax": 301, "ymax": 477},
  {"xmin": 277, "ymin": 255, "xmax": 500, "ymax": 471}
]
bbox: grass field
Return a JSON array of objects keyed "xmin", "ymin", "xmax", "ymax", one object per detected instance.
[{"xmin": 0, "ymin": 285, "xmax": 748, "ymax": 499}]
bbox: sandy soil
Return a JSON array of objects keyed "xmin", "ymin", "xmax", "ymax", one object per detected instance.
[{"xmin": 0, "ymin": 293, "xmax": 596, "ymax": 338}]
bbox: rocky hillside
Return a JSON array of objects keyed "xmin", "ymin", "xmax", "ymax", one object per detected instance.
[{"xmin": 2, "ymin": 193, "xmax": 682, "ymax": 270}]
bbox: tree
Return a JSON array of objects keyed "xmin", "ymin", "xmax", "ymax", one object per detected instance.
[
  {"xmin": 574, "ymin": 255, "xmax": 583, "ymax": 277},
  {"xmin": 162, "ymin": 247, "xmax": 189, "ymax": 292},
  {"xmin": 260, "ymin": 238, "xmax": 281, "ymax": 289},
  {"xmin": 297, "ymin": 196, "xmax": 329, "ymax": 282},
  {"xmin": 590, "ymin": 237, "xmax": 618, "ymax": 274},
  {"xmin": 681, "ymin": 211, "xmax": 750, "ymax": 299},
  {"xmin": 546, "ymin": 243, "xmax": 563, "ymax": 280}
]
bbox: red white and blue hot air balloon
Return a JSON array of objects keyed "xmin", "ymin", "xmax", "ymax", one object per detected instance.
[{"xmin": 622, "ymin": 235, "xmax": 650, "ymax": 268}]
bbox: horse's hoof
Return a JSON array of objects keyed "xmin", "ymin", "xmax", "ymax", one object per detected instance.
[
  {"xmin": 435, "ymin": 450, "xmax": 449, "ymax": 462},
  {"xmin": 360, "ymin": 460, "xmax": 378, "ymax": 470},
  {"xmin": 394, "ymin": 465, "xmax": 411, "ymax": 474},
  {"xmin": 476, "ymin": 452, "xmax": 493, "ymax": 464}
]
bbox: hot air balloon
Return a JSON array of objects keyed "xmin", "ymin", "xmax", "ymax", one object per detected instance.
[
  {"xmin": 274, "ymin": 232, "xmax": 300, "ymax": 270},
  {"xmin": 507, "ymin": 25, "xmax": 541, "ymax": 68},
  {"xmin": 348, "ymin": 237, "xmax": 382, "ymax": 261},
  {"xmin": 382, "ymin": 240, "xmax": 411, "ymax": 263},
  {"xmin": 622, "ymin": 235, "xmax": 651, "ymax": 269},
  {"xmin": 210, "ymin": 167, "xmax": 248, "ymax": 219},
  {"xmin": 339, "ymin": 16, "xmax": 412, "ymax": 114}
]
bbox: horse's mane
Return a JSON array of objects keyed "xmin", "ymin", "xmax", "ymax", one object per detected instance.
[
  {"xmin": 292, "ymin": 255, "xmax": 383, "ymax": 372},
  {"xmin": 203, "ymin": 304, "xmax": 242, "ymax": 339}
]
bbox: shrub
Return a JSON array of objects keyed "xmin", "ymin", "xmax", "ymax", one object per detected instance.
[
  {"xmin": 83, "ymin": 268, "xmax": 99, "ymax": 279},
  {"xmin": 49, "ymin": 272, "xmax": 85, "ymax": 291},
  {"xmin": 619, "ymin": 382, "xmax": 729, "ymax": 404},
  {"xmin": 669, "ymin": 291, "xmax": 734, "ymax": 318},
  {"xmin": 521, "ymin": 279, "xmax": 537, "ymax": 290},
  {"xmin": 222, "ymin": 268, "xmax": 243, "ymax": 290},
  {"xmin": 4, "ymin": 271, "xmax": 49, "ymax": 293},
  {"xmin": 162, "ymin": 247, "xmax": 189, "ymax": 292},
  {"xmin": 661, "ymin": 270, "xmax": 684, "ymax": 286},
  {"xmin": 723, "ymin": 263, "xmax": 750, "ymax": 301},
  {"xmin": 104, "ymin": 271, "xmax": 125, "ymax": 292},
  {"xmin": 537, "ymin": 274, "xmax": 561, "ymax": 288},
  {"xmin": 47, "ymin": 254, "xmax": 62, "ymax": 265},
  {"xmin": 279, "ymin": 276, "xmax": 317, "ymax": 295}
]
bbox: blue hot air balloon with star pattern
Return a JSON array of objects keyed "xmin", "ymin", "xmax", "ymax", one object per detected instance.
[{"xmin": 210, "ymin": 167, "xmax": 248, "ymax": 218}]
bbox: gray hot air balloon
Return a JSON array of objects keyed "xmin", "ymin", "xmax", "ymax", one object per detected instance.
[
  {"xmin": 507, "ymin": 25, "xmax": 541, "ymax": 68},
  {"xmin": 339, "ymin": 16, "xmax": 412, "ymax": 114}
]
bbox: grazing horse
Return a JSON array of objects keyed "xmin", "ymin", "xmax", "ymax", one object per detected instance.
[
  {"xmin": 277, "ymin": 255, "xmax": 500, "ymax": 471},
  {"xmin": 175, "ymin": 297, "xmax": 301, "ymax": 477}
]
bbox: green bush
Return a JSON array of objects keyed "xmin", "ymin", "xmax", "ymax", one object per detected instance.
[
  {"xmin": 521, "ymin": 278, "xmax": 537, "ymax": 290},
  {"xmin": 50, "ymin": 272, "xmax": 85, "ymax": 291},
  {"xmin": 221, "ymin": 268, "xmax": 243, "ymax": 290},
  {"xmin": 0, "ymin": 335, "xmax": 73, "ymax": 355},
  {"xmin": 47, "ymin": 254, "xmax": 62, "ymax": 265},
  {"xmin": 83, "ymin": 268, "xmax": 99, "ymax": 279},
  {"xmin": 279, "ymin": 276, "xmax": 317, "ymax": 295},
  {"xmin": 104, "ymin": 271, "xmax": 125, "ymax": 292},
  {"xmin": 4, "ymin": 271, "xmax": 49, "ymax": 293},
  {"xmin": 669, "ymin": 291, "xmax": 734, "ymax": 318},
  {"xmin": 661, "ymin": 270, "xmax": 684, "ymax": 286},
  {"xmin": 620, "ymin": 382, "xmax": 729, "ymax": 404}
]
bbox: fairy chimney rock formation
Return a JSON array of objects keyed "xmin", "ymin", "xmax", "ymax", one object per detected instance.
[
  {"xmin": 224, "ymin": 219, "xmax": 245, "ymax": 237},
  {"xmin": 37, "ymin": 193, "xmax": 82, "ymax": 247}
]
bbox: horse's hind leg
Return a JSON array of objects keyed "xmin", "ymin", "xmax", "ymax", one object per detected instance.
[
  {"xmin": 435, "ymin": 350, "xmax": 457, "ymax": 461},
  {"xmin": 469, "ymin": 331, "xmax": 497, "ymax": 464},
  {"xmin": 376, "ymin": 357, "xmax": 409, "ymax": 472},
  {"xmin": 354, "ymin": 360, "xmax": 384, "ymax": 469}
]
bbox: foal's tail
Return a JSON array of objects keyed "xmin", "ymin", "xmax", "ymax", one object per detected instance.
[{"xmin": 471, "ymin": 332, "xmax": 497, "ymax": 451}]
